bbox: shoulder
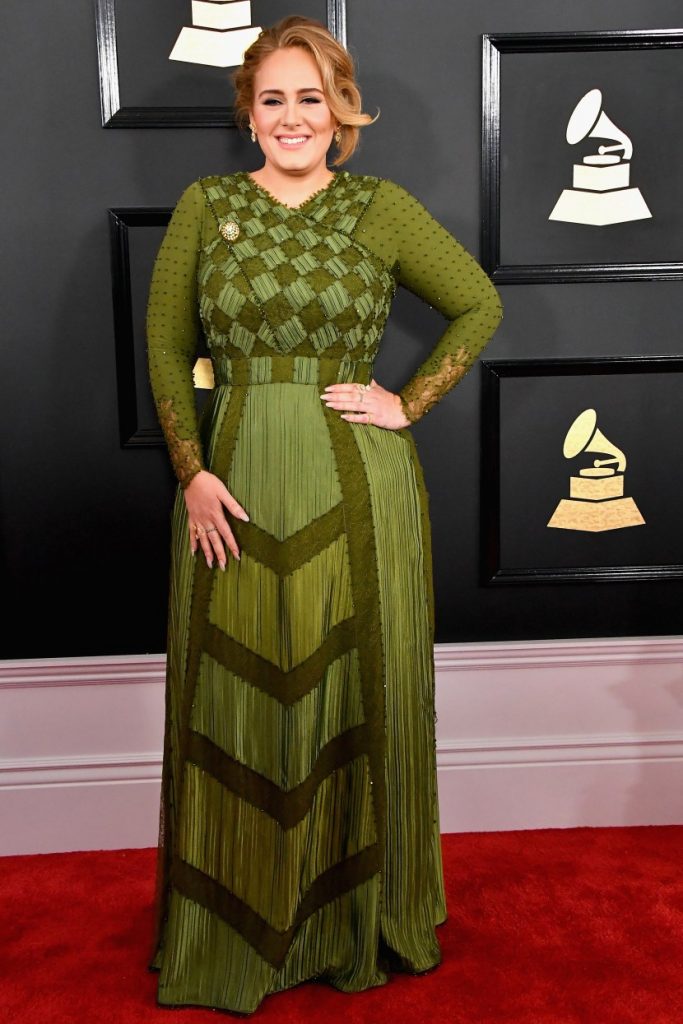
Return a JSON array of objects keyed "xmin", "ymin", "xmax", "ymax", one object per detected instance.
[
  {"xmin": 174, "ymin": 172, "xmax": 243, "ymax": 203},
  {"xmin": 344, "ymin": 175, "xmax": 436, "ymax": 231},
  {"xmin": 196, "ymin": 171, "xmax": 241, "ymax": 191},
  {"xmin": 170, "ymin": 173, "xmax": 246, "ymax": 220},
  {"xmin": 342, "ymin": 171, "xmax": 380, "ymax": 186},
  {"xmin": 341, "ymin": 173, "xmax": 429, "ymax": 216},
  {"xmin": 343, "ymin": 171, "xmax": 399, "ymax": 195},
  {"xmin": 346, "ymin": 174, "xmax": 429, "ymax": 209},
  {"xmin": 171, "ymin": 178, "xmax": 206, "ymax": 214},
  {"xmin": 378, "ymin": 177, "xmax": 429, "ymax": 208}
]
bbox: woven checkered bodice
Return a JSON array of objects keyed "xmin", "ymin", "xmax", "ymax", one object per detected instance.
[
  {"xmin": 147, "ymin": 169, "xmax": 503, "ymax": 487},
  {"xmin": 197, "ymin": 171, "xmax": 395, "ymax": 372}
]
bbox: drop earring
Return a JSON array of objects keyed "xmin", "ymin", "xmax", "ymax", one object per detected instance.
[
  {"xmin": 250, "ymin": 124, "xmax": 257, "ymax": 143},
  {"xmin": 334, "ymin": 126, "xmax": 342, "ymax": 145}
]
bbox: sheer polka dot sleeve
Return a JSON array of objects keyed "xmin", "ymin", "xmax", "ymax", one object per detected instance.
[
  {"xmin": 146, "ymin": 181, "xmax": 205, "ymax": 488},
  {"xmin": 358, "ymin": 179, "xmax": 503, "ymax": 424}
]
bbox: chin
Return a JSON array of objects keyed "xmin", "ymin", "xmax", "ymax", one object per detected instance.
[
  {"xmin": 274, "ymin": 155, "xmax": 323, "ymax": 171},
  {"xmin": 268, "ymin": 141, "xmax": 325, "ymax": 161}
]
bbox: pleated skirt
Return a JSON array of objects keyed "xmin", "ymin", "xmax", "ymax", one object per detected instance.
[{"xmin": 150, "ymin": 370, "xmax": 447, "ymax": 1014}]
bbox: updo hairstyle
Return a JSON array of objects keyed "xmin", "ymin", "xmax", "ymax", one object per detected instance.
[{"xmin": 232, "ymin": 15, "xmax": 378, "ymax": 165}]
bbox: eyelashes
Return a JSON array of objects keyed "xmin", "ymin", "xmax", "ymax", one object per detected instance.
[{"xmin": 262, "ymin": 97, "xmax": 322, "ymax": 106}]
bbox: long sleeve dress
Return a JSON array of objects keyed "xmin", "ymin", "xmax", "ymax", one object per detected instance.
[{"xmin": 146, "ymin": 169, "xmax": 503, "ymax": 1015}]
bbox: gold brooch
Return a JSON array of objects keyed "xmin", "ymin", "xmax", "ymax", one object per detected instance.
[{"xmin": 219, "ymin": 219, "xmax": 240, "ymax": 242}]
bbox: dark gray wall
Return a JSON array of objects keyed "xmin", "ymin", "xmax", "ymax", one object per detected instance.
[{"xmin": 2, "ymin": 1, "xmax": 681, "ymax": 658}]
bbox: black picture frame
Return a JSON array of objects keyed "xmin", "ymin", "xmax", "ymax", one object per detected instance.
[
  {"xmin": 109, "ymin": 207, "xmax": 171, "ymax": 447},
  {"xmin": 94, "ymin": 0, "xmax": 347, "ymax": 128},
  {"xmin": 481, "ymin": 30, "xmax": 683, "ymax": 284},
  {"xmin": 480, "ymin": 356, "xmax": 683, "ymax": 585}
]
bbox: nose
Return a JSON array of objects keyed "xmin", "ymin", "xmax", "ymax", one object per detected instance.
[{"xmin": 281, "ymin": 99, "xmax": 302, "ymax": 127}]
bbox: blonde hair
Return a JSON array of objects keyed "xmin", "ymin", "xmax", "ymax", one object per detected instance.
[{"xmin": 232, "ymin": 15, "xmax": 378, "ymax": 165}]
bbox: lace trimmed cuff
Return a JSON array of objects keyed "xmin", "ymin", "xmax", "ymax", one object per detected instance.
[
  {"xmin": 398, "ymin": 345, "xmax": 471, "ymax": 423},
  {"xmin": 157, "ymin": 397, "xmax": 205, "ymax": 489}
]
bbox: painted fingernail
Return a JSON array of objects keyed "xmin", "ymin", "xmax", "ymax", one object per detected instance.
[
  {"xmin": 206, "ymin": 559, "xmax": 213, "ymax": 569},
  {"xmin": 219, "ymin": 561, "xmax": 226, "ymax": 571},
  {"xmin": 240, "ymin": 511, "xmax": 250, "ymax": 521}
]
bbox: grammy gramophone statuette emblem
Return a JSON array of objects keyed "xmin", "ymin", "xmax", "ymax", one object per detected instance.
[
  {"xmin": 170, "ymin": 1, "xmax": 261, "ymax": 68},
  {"xmin": 549, "ymin": 88, "xmax": 651, "ymax": 227},
  {"xmin": 547, "ymin": 409, "xmax": 645, "ymax": 532}
]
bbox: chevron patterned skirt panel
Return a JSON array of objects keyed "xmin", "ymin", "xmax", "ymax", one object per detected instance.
[{"xmin": 150, "ymin": 378, "xmax": 446, "ymax": 1014}]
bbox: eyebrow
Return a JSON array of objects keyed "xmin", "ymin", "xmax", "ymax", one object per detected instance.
[{"xmin": 257, "ymin": 88, "xmax": 324, "ymax": 98}]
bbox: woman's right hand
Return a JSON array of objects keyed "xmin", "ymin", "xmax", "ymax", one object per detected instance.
[{"xmin": 183, "ymin": 470, "xmax": 249, "ymax": 569}]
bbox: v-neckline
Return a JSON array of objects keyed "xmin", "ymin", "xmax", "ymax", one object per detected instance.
[{"xmin": 242, "ymin": 170, "xmax": 343, "ymax": 211}]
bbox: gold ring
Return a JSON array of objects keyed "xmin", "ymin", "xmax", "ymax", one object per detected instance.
[
  {"xmin": 205, "ymin": 527, "xmax": 218, "ymax": 534},
  {"xmin": 367, "ymin": 411, "xmax": 373, "ymax": 426},
  {"xmin": 195, "ymin": 525, "xmax": 206, "ymax": 537}
]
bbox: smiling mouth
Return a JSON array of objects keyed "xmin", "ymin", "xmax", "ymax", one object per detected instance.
[{"xmin": 277, "ymin": 136, "xmax": 310, "ymax": 146}]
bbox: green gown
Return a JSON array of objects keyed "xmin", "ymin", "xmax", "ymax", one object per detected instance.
[{"xmin": 146, "ymin": 169, "xmax": 502, "ymax": 1014}]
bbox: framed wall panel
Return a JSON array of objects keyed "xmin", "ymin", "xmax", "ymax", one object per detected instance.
[
  {"xmin": 481, "ymin": 357, "xmax": 683, "ymax": 584},
  {"xmin": 482, "ymin": 30, "xmax": 683, "ymax": 283},
  {"xmin": 94, "ymin": 0, "xmax": 347, "ymax": 128},
  {"xmin": 109, "ymin": 207, "xmax": 170, "ymax": 447}
]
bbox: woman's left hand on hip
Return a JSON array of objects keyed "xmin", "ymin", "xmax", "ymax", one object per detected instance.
[{"xmin": 320, "ymin": 378, "xmax": 410, "ymax": 430}]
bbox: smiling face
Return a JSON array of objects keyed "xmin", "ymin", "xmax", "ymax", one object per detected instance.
[{"xmin": 249, "ymin": 46, "xmax": 336, "ymax": 177}]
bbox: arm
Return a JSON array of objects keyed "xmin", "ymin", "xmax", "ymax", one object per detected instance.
[
  {"xmin": 146, "ymin": 181, "xmax": 205, "ymax": 488},
  {"xmin": 146, "ymin": 181, "xmax": 248, "ymax": 569},
  {"xmin": 379, "ymin": 180, "xmax": 503, "ymax": 423}
]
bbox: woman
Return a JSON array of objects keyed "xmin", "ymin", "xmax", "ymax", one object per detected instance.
[{"xmin": 147, "ymin": 15, "xmax": 502, "ymax": 1015}]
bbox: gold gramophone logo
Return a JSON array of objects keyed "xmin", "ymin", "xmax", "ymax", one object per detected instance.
[
  {"xmin": 549, "ymin": 88, "xmax": 652, "ymax": 226},
  {"xmin": 170, "ymin": 1, "xmax": 261, "ymax": 68},
  {"xmin": 547, "ymin": 409, "xmax": 645, "ymax": 532}
]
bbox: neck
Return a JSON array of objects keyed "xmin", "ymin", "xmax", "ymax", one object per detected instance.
[{"xmin": 252, "ymin": 162, "xmax": 334, "ymax": 199}]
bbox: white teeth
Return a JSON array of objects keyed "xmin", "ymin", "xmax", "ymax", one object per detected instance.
[{"xmin": 279, "ymin": 137, "xmax": 308, "ymax": 145}]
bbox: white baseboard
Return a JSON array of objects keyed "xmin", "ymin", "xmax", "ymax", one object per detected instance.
[
  {"xmin": 433, "ymin": 637, "xmax": 683, "ymax": 832},
  {"xmin": 0, "ymin": 654, "xmax": 166, "ymax": 855},
  {"xmin": 1, "ymin": 637, "xmax": 682, "ymax": 854}
]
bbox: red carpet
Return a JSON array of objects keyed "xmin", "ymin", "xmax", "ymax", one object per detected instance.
[{"xmin": 3, "ymin": 827, "xmax": 683, "ymax": 1023}]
